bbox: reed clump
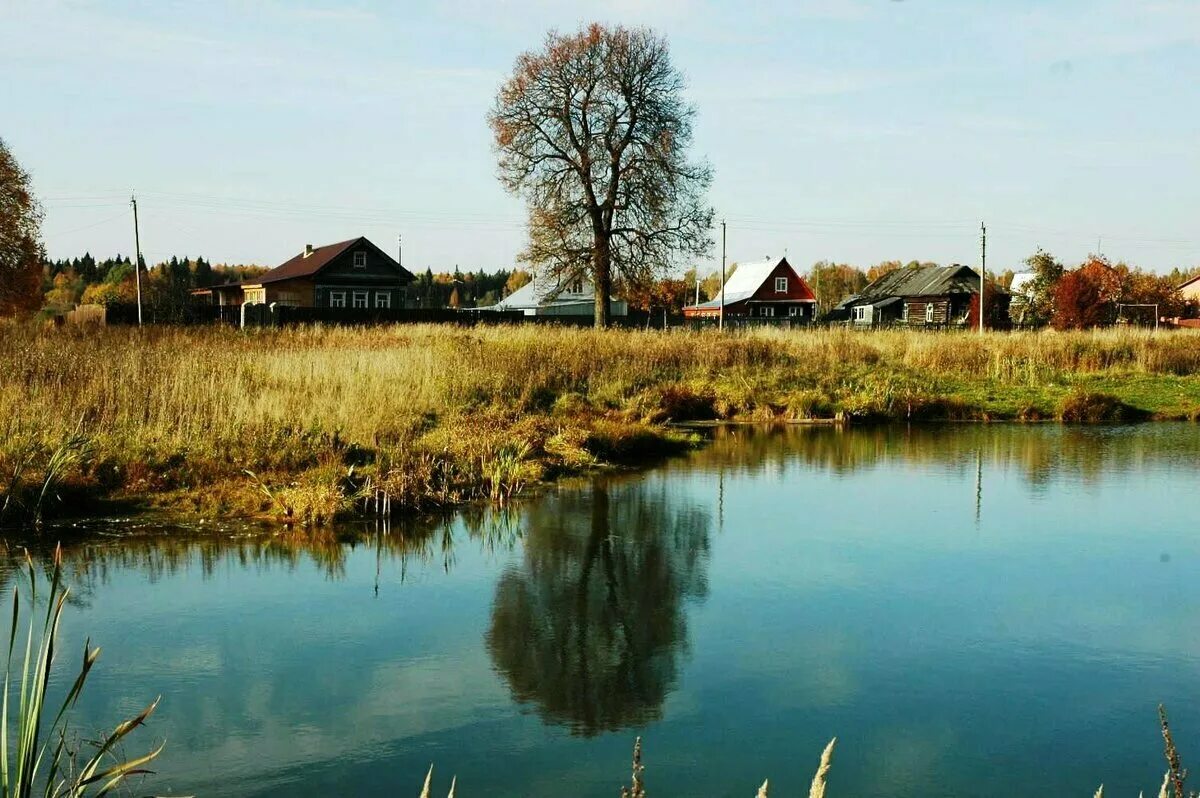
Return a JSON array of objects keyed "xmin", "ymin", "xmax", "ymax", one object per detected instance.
[{"xmin": 1, "ymin": 322, "xmax": 1198, "ymax": 524}]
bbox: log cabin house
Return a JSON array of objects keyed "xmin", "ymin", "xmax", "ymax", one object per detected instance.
[
  {"xmin": 683, "ymin": 256, "xmax": 817, "ymax": 320},
  {"xmin": 196, "ymin": 237, "xmax": 414, "ymax": 308},
  {"xmin": 842, "ymin": 264, "xmax": 981, "ymax": 328}
]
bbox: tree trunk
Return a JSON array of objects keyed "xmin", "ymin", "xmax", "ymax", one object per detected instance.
[{"xmin": 593, "ymin": 234, "xmax": 612, "ymax": 329}]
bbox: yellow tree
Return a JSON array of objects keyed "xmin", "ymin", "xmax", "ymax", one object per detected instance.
[{"xmin": 490, "ymin": 24, "xmax": 714, "ymax": 327}]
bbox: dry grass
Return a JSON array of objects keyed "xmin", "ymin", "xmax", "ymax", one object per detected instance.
[{"xmin": 1, "ymin": 321, "xmax": 1198, "ymax": 523}]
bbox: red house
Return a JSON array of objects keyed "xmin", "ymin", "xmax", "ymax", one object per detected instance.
[{"xmin": 683, "ymin": 256, "xmax": 817, "ymax": 320}]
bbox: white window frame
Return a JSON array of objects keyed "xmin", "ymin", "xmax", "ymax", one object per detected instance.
[
  {"xmin": 789, "ymin": 306, "xmax": 798, "ymax": 317},
  {"xmin": 353, "ymin": 251, "xmax": 367, "ymax": 268},
  {"xmin": 761, "ymin": 306, "xmax": 775, "ymax": 318},
  {"xmin": 902, "ymin": 303, "xmax": 909, "ymax": 322},
  {"xmin": 329, "ymin": 291, "xmax": 347, "ymax": 308},
  {"xmin": 925, "ymin": 302, "xmax": 935, "ymax": 323},
  {"xmin": 775, "ymin": 276, "xmax": 788, "ymax": 293},
  {"xmin": 375, "ymin": 291, "xmax": 391, "ymax": 308},
  {"xmin": 352, "ymin": 290, "xmax": 369, "ymax": 309}
]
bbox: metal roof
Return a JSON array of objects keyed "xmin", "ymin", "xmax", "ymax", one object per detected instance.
[
  {"xmin": 856, "ymin": 264, "xmax": 981, "ymax": 302},
  {"xmin": 685, "ymin": 256, "xmax": 812, "ymax": 309},
  {"xmin": 488, "ymin": 270, "xmax": 594, "ymax": 311}
]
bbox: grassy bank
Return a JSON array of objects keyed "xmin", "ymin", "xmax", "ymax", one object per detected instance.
[{"xmin": 2, "ymin": 322, "xmax": 1199, "ymax": 525}]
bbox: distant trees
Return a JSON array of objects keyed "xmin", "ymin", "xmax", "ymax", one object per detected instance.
[
  {"xmin": 491, "ymin": 23, "xmax": 713, "ymax": 327},
  {"xmin": 867, "ymin": 260, "xmax": 904, "ymax": 282},
  {"xmin": 1043, "ymin": 254, "xmax": 1189, "ymax": 330},
  {"xmin": 1052, "ymin": 256, "xmax": 1121, "ymax": 329},
  {"xmin": 808, "ymin": 261, "xmax": 868, "ymax": 316},
  {"xmin": 40, "ymin": 254, "xmax": 260, "ymax": 311},
  {"xmin": 504, "ymin": 269, "xmax": 532, "ymax": 295},
  {"xmin": 0, "ymin": 138, "xmax": 45, "ymax": 315}
]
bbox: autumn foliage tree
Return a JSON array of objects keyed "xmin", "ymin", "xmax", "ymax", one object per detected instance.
[
  {"xmin": 490, "ymin": 24, "xmax": 714, "ymax": 327},
  {"xmin": 0, "ymin": 137, "xmax": 45, "ymax": 315},
  {"xmin": 1052, "ymin": 256, "xmax": 1122, "ymax": 329}
]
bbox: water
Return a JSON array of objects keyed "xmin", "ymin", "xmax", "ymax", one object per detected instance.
[{"xmin": 6, "ymin": 424, "xmax": 1200, "ymax": 797}]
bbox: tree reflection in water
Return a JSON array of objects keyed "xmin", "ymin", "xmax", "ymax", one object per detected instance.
[{"xmin": 486, "ymin": 478, "xmax": 711, "ymax": 736}]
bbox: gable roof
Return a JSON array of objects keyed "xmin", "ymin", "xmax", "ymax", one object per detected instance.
[
  {"xmin": 488, "ymin": 271, "xmax": 594, "ymax": 311},
  {"xmin": 856, "ymin": 264, "xmax": 980, "ymax": 302},
  {"xmin": 1180, "ymin": 273, "xmax": 1200, "ymax": 291},
  {"xmin": 687, "ymin": 256, "xmax": 808, "ymax": 310},
  {"xmin": 1009, "ymin": 272, "xmax": 1036, "ymax": 296},
  {"xmin": 252, "ymin": 237, "xmax": 413, "ymax": 285}
]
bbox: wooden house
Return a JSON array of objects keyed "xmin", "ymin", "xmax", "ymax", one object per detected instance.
[
  {"xmin": 205, "ymin": 237, "xmax": 414, "ymax": 308},
  {"xmin": 845, "ymin": 264, "xmax": 981, "ymax": 328},
  {"xmin": 683, "ymin": 256, "xmax": 817, "ymax": 320},
  {"xmin": 1181, "ymin": 274, "xmax": 1200, "ymax": 305}
]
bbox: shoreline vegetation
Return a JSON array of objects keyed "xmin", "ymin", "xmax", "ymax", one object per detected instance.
[{"xmin": 2, "ymin": 322, "xmax": 1199, "ymax": 527}]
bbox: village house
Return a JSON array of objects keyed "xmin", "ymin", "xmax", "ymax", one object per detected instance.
[
  {"xmin": 485, "ymin": 271, "xmax": 628, "ymax": 317},
  {"xmin": 1181, "ymin": 273, "xmax": 1200, "ymax": 306},
  {"xmin": 196, "ymin": 237, "xmax": 414, "ymax": 308},
  {"xmin": 682, "ymin": 256, "xmax": 817, "ymax": 320},
  {"xmin": 840, "ymin": 263, "xmax": 982, "ymax": 328}
]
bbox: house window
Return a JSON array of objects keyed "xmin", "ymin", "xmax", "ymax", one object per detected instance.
[
  {"xmin": 761, "ymin": 306, "xmax": 775, "ymax": 318},
  {"xmin": 375, "ymin": 291, "xmax": 391, "ymax": 308},
  {"xmin": 353, "ymin": 251, "xmax": 367, "ymax": 268},
  {"xmin": 329, "ymin": 291, "xmax": 346, "ymax": 308},
  {"xmin": 925, "ymin": 302, "xmax": 935, "ymax": 323},
  {"xmin": 775, "ymin": 277, "xmax": 788, "ymax": 293},
  {"xmin": 352, "ymin": 290, "xmax": 369, "ymax": 308},
  {"xmin": 902, "ymin": 303, "xmax": 909, "ymax": 322},
  {"xmin": 853, "ymin": 306, "xmax": 863, "ymax": 321},
  {"xmin": 789, "ymin": 306, "xmax": 798, "ymax": 317},
  {"xmin": 566, "ymin": 278, "xmax": 584, "ymax": 294}
]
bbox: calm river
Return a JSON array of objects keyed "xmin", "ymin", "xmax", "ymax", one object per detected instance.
[{"xmin": 7, "ymin": 424, "xmax": 1200, "ymax": 797}]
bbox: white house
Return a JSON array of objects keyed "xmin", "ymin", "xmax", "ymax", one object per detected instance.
[{"xmin": 487, "ymin": 272, "xmax": 628, "ymax": 317}]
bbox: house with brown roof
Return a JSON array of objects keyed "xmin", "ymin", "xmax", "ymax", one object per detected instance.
[{"xmin": 204, "ymin": 237, "xmax": 414, "ymax": 309}]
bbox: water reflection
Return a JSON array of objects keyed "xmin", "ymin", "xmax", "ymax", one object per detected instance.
[
  {"xmin": 0, "ymin": 424, "xmax": 1196, "ymax": 797},
  {"xmin": 682, "ymin": 422, "xmax": 1200, "ymax": 488},
  {"xmin": 487, "ymin": 479, "xmax": 711, "ymax": 736}
]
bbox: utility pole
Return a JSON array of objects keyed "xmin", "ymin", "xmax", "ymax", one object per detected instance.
[
  {"xmin": 719, "ymin": 220, "xmax": 726, "ymax": 331},
  {"xmin": 979, "ymin": 221, "xmax": 986, "ymax": 334},
  {"xmin": 397, "ymin": 234, "xmax": 404, "ymax": 307},
  {"xmin": 131, "ymin": 193, "xmax": 143, "ymax": 326}
]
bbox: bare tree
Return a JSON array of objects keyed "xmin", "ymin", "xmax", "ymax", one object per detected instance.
[
  {"xmin": 0, "ymin": 137, "xmax": 45, "ymax": 315},
  {"xmin": 490, "ymin": 23, "xmax": 714, "ymax": 328}
]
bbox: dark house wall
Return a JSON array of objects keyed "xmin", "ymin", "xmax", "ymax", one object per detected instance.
[
  {"xmin": 902, "ymin": 296, "xmax": 972, "ymax": 326},
  {"xmin": 314, "ymin": 243, "xmax": 413, "ymax": 309}
]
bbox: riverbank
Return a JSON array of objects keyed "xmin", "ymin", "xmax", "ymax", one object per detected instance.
[{"xmin": 2, "ymin": 322, "xmax": 1198, "ymax": 525}]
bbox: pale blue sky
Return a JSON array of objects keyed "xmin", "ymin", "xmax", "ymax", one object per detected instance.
[{"xmin": 3, "ymin": 0, "xmax": 1198, "ymax": 274}]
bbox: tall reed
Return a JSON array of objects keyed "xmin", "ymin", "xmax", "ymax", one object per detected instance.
[{"xmin": 2, "ymin": 544, "xmax": 163, "ymax": 797}]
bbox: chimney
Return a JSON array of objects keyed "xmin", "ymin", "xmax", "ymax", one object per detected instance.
[{"xmin": 303, "ymin": 244, "xmax": 314, "ymax": 258}]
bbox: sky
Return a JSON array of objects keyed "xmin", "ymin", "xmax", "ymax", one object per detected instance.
[{"xmin": 3, "ymin": 0, "xmax": 1198, "ymax": 275}]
